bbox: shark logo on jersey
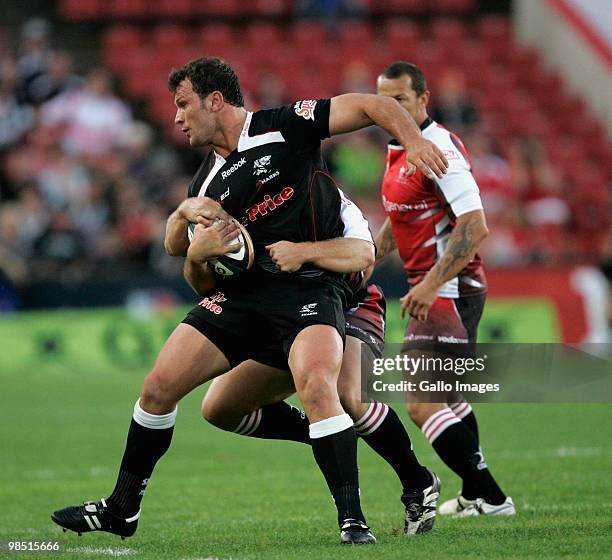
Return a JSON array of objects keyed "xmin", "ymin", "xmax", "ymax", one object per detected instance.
[
  {"xmin": 294, "ymin": 100, "xmax": 317, "ymax": 121},
  {"xmin": 253, "ymin": 155, "xmax": 271, "ymax": 176},
  {"xmin": 299, "ymin": 303, "xmax": 318, "ymax": 317}
]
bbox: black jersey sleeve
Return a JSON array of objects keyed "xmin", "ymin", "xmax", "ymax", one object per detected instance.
[
  {"xmin": 187, "ymin": 152, "xmax": 215, "ymax": 197},
  {"xmin": 273, "ymin": 99, "xmax": 331, "ymax": 149}
]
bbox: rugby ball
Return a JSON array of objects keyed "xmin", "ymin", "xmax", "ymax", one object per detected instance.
[{"xmin": 188, "ymin": 218, "xmax": 254, "ymax": 277}]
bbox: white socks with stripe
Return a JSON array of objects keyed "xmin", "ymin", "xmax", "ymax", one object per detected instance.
[
  {"xmin": 309, "ymin": 413, "xmax": 353, "ymax": 439},
  {"xmin": 133, "ymin": 399, "xmax": 177, "ymax": 429},
  {"xmin": 353, "ymin": 401, "xmax": 389, "ymax": 436},
  {"xmin": 234, "ymin": 409, "xmax": 262, "ymax": 436},
  {"xmin": 107, "ymin": 400, "xmax": 177, "ymax": 517},
  {"xmin": 308, "ymin": 413, "xmax": 365, "ymax": 524},
  {"xmin": 421, "ymin": 407, "xmax": 462, "ymax": 443},
  {"xmin": 450, "ymin": 399, "xmax": 473, "ymax": 420}
]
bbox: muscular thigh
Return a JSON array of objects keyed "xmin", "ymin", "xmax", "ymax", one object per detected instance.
[
  {"xmin": 337, "ymin": 335, "xmax": 372, "ymax": 419},
  {"xmin": 204, "ymin": 360, "xmax": 296, "ymax": 418},
  {"xmin": 143, "ymin": 323, "xmax": 231, "ymax": 410}
]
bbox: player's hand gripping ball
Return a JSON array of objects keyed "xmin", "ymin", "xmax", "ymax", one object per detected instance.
[{"xmin": 188, "ymin": 218, "xmax": 254, "ymax": 277}]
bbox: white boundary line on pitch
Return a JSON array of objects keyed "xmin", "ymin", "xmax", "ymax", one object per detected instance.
[
  {"xmin": 417, "ymin": 446, "xmax": 612, "ymax": 462},
  {"xmin": 14, "ymin": 447, "xmax": 612, "ymax": 482},
  {"xmin": 65, "ymin": 546, "xmax": 138, "ymax": 556},
  {"xmin": 522, "ymin": 502, "xmax": 612, "ymax": 512}
]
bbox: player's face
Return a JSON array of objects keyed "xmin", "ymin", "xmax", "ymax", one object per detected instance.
[
  {"xmin": 376, "ymin": 75, "xmax": 428, "ymax": 121},
  {"xmin": 174, "ymin": 79, "xmax": 216, "ymax": 147}
]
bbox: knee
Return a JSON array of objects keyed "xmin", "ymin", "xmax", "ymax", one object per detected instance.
[
  {"xmin": 407, "ymin": 402, "xmax": 433, "ymax": 428},
  {"xmin": 140, "ymin": 370, "xmax": 179, "ymax": 412},
  {"xmin": 201, "ymin": 392, "xmax": 245, "ymax": 431},
  {"xmin": 201, "ymin": 397, "xmax": 226, "ymax": 429},
  {"xmin": 201, "ymin": 396, "xmax": 217, "ymax": 425},
  {"xmin": 299, "ymin": 370, "xmax": 339, "ymax": 410},
  {"xmin": 337, "ymin": 386, "xmax": 364, "ymax": 421}
]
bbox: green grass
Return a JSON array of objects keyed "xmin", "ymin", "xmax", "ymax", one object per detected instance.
[{"xmin": 1, "ymin": 305, "xmax": 611, "ymax": 559}]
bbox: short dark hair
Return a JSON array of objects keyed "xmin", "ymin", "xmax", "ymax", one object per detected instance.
[
  {"xmin": 168, "ymin": 57, "xmax": 244, "ymax": 107},
  {"xmin": 381, "ymin": 61, "xmax": 427, "ymax": 96}
]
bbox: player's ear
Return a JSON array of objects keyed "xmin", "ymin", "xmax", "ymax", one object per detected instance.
[
  {"xmin": 209, "ymin": 91, "xmax": 224, "ymax": 113},
  {"xmin": 420, "ymin": 90, "xmax": 430, "ymax": 110}
]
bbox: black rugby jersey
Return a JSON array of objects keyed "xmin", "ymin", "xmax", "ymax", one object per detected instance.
[{"xmin": 187, "ymin": 99, "xmax": 360, "ymax": 280}]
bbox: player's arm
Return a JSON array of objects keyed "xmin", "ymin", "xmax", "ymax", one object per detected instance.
[
  {"xmin": 374, "ymin": 218, "xmax": 397, "ymax": 263},
  {"xmin": 182, "ymin": 221, "xmax": 242, "ymax": 295},
  {"xmin": 183, "ymin": 259, "xmax": 216, "ymax": 295},
  {"xmin": 328, "ymin": 93, "xmax": 448, "ymax": 179},
  {"xmin": 266, "ymin": 238, "xmax": 374, "ymax": 273},
  {"xmin": 164, "ymin": 197, "xmax": 230, "ymax": 257},
  {"xmin": 401, "ymin": 209, "xmax": 489, "ymax": 321}
]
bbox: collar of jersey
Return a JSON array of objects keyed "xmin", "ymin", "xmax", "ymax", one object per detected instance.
[
  {"xmin": 210, "ymin": 111, "xmax": 253, "ymax": 161},
  {"xmin": 388, "ymin": 116, "xmax": 435, "ymax": 147}
]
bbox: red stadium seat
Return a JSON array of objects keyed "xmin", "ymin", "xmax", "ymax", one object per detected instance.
[
  {"xmin": 376, "ymin": 0, "xmax": 427, "ymax": 14},
  {"xmin": 244, "ymin": 22, "xmax": 284, "ymax": 48},
  {"xmin": 383, "ymin": 18, "xmax": 420, "ymax": 43},
  {"xmin": 197, "ymin": 24, "xmax": 236, "ymax": 52},
  {"xmin": 149, "ymin": 93, "xmax": 180, "ymax": 131},
  {"xmin": 151, "ymin": 25, "xmax": 189, "ymax": 52},
  {"xmin": 432, "ymin": 0, "xmax": 477, "ymax": 13},
  {"xmin": 461, "ymin": 41, "xmax": 492, "ymax": 87},
  {"xmin": 198, "ymin": 0, "xmax": 241, "ymax": 16},
  {"xmin": 339, "ymin": 21, "xmax": 374, "ymax": 47},
  {"xmin": 477, "ymin": 16, "xmax": 513, "ymax": 62},
  {"xmin": 430, "ymin": 18, "xmax": 468, "ymax": 44},
  {"xmin": 59, "ymin": 0, "xmax": 103, "ymax": 20},
  {"xmin": 477, "ymin": 15, "xmax": 511, "ymax": 43},
  {"xmin": 255, "ymin": 0, "xmax": 289, "ymax": 16},
  {"xmin": 291, "ymin": 22, "xmax": 328, "ymax": 49},
  {"xmin": 108, "ymin": 0, "xmax": 149, "ymax": 19},
  {"xmin": 102, "ymin": 26, "xmax": 144, "ymax": 72},
  {"xmin": 122, "ymin": 47, "xmax": 164, "ymax": 97},
  {"xmin": 158, "ymin": 0, "xmax": 193, "ymax": 18}
]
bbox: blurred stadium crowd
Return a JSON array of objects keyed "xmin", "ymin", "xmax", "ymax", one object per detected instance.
[{"xmin": 0, "ymin": 0, "xmax": 610, "ymax": 307}]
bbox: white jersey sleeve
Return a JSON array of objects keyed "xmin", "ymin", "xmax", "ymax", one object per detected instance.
[
  {"xmin": 424, "ymin": 125, "xmax": 483, "ymax": 217},
  {"xmin": 338, "ymin": 188, "xmax": 374, "ymax": 243}
]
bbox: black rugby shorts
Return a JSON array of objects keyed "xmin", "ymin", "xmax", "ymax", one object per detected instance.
[{"xmin": 182, "ymin": 275, "xmax": 346, "ymax": 368}]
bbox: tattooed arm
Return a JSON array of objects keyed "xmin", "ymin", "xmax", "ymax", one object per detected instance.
[
  {"xmin": 374, "ymin": 218, "xmax": 398, "ymax": 263},
  {"xmin": 400, "ymin": 210, "xmax": 489, "ymax": 321}
]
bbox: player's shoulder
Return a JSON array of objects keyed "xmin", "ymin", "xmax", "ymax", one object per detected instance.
[
  {"xmin": 422, "ymin": 119, "xmax": 455, "ymax": 145},
  {"xmin": 245, "ymin": 102, "xmax": 315, "ymax": 135},
  {"xmin": 246, "ymin": 108, "xmax": 281, "ymax": 136},
  {"xmin": 423, "ymin": 119, "xmax": 470, "ymax": 163}
]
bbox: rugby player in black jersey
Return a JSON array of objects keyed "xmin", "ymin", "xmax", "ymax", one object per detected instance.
[
  {"xmin": 51, "ymin": 57, "xmax": 447, "ymax": 544},
  {"xmin": 187, "ymin": 214, "xmax": 441, "ymax": 537}
]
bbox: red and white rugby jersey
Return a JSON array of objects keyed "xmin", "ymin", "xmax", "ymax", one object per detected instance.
[{"xmin": 381, "ymin": 117, "xmax": 487, "ymax": 298}]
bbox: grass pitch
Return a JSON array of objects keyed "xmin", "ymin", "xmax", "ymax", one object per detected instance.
[{"xmin": 1, "ymin": 305, "xmax": 610, "ymax": 559}]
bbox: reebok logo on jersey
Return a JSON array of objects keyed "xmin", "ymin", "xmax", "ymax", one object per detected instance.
[
  {"xmin": 299, "ymin": 303, "xmax": 318, "ymax": 317},
  {"xmin": 253, "ymin": 155, "xmax": 271, "ymax": 176},
  {"xmin": 198, "ymin": 292, "xmax": 227, "ymax": 315},
  {"xmin": 294, "ymin": 100, "xmax": 317, "ymax": 121},
  {"xmin": 221, "ymin": 157, "xmax": 246, "ymax": 179},
  {"xmin": 220, "ymin": 187, "xmax": 230, "ymax": 201},
  {"xmin": 244, "ymin": 186, "xmax": 294, "ymax": 223}
]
